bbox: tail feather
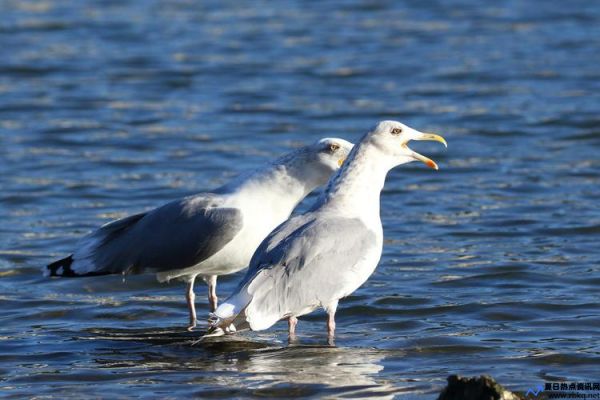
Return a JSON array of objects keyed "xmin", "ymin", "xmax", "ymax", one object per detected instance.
[
  {"xmin": 200, "ymin": 314, "xmax": 239, "ymax": 341},
  {"xmin": 46, "ymin": 255, "xmax": 110, "ymax": 278},
  {"xmin": 204, "ymin": 293, "xmax": 252, "ymax": 339},
  {"xmin": 45, "ymin": 212, "xmax": 147, "ymax": 278},
  {"xmin": 205, "ymin": 312, "xmax": 232, "ymax": 337},
  {"xmin": 201, "ymin": 325, "xmax": 228, "ymax": 339}
]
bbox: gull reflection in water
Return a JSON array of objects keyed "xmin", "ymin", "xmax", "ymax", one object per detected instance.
[{"xmin": 217, "ymin": 342, "xmax": 396, "ymax": 398}]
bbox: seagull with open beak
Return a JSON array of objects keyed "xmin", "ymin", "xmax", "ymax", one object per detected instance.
[{"xmin": 209, "ymin": 120, "xmax": 447, "ymax": 340}]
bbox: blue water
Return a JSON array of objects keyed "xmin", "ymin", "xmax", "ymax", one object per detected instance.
[{"xmin": 1, "ymin": 1, "xmax": 599, "ymax": 398}]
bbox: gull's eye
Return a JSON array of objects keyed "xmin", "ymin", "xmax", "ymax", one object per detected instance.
[
  {"xmin": 391, "ymin": 127, "xmax": 402, "ymax": 135},
  {"xmin": 329, "ymin": 143, "xmax": 340, "ymax": 152}
]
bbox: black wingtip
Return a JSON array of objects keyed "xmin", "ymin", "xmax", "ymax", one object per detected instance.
[
  {"xmin": 46, "ymin": 255, "xmax": 76, "ymax": 277},
  {"xmin": 46, "ymin": 255, "xmax": 113, "ymax": 278}
]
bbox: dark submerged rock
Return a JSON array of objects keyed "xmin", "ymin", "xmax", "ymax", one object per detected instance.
[{"xmin": 438, "ymin": 375, "xmax": 525, "ymax": 400}]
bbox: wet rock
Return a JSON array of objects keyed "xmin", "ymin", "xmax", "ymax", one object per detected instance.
[{"xmin": 438, "ymin": 375, "xmax": 524, "ymax": 400}]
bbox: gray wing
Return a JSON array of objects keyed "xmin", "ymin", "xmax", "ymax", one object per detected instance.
[
  {"xmin": 73, "ymin": 194, "xmax": 243, "ymax": 275},
  {"xmin": 239, "ymin": 213, "xmax": 311, "ymax": 285},
  {"xmin": 231, "ymin": 214, "xmax": 377, "ymax": 330}
]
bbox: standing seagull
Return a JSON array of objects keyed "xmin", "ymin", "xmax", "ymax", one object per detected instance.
[
  {"xmin": 209, "ymin": 120, "xmax": 446, "ymax": 339},
  {"xmin": 46, "ymin": 138, "xmax": 353, "ymax": 330}
]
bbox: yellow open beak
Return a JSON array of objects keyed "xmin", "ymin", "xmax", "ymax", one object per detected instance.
[
  {"xmin": 410, "ymin": 133, "xmax": 447, "ymax": 170},
  {"xmin": 416, "ymin": 133, "xmax": 447, "ymax": 147}
]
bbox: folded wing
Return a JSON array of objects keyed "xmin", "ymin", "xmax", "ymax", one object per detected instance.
[
  {"xmin": 213, "ymin": 214, "xmax": 377, "ymax": 332},
  {"xmin": 47, "ymin": 195, "xmax": 243, "ymax": 277}
]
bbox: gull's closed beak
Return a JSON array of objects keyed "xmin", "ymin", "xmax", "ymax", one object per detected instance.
[
  {"xmin": 410, "ymin": 133, "xmax": 447, "ymax": 170},
  {"xmin": 337, "ymin": 157, "xmax": 346, "ymax": 167}
]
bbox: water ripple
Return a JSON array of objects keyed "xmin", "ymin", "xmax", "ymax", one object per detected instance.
[{"xmin": 1, "ymin": 0, "xmax": 599, "ymax": 398}]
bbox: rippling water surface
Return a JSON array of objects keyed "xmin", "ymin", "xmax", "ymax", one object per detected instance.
[{"xmin": 1, "ymin": 0, "xmax": 599, "ymax": 398}]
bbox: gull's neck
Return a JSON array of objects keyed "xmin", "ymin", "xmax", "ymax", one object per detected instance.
[
  {"xmin": 318, "ymin": 140, "xmax": 392, "ymax": 223},
  {"xmin": 216, "ymin": 152, "xmax": 324, "ymax": 215}
]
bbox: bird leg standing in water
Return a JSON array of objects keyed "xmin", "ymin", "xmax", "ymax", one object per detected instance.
[
  {"xmin": 288, "ymin": 316, "xmax": 298, "ymax": 342},
  {"xmin": 186, "ymin": 276, "xmax": 197, "ymax": 331},
  {"xmin": 288, "ymin": 316, "xmax": 298, "ymax": 335},
  {"xmin": 326, "ymin": 300, "xmax": 338, "ymax": 342},
  {"xmin": 187, "ymin": 275, "xmax": 218, "ymax": 331},
  {"xmin": 207, "ymin": 275, "xmax": 218, "ymax": 311},
  {"xmin": 327, "ymin": 312, "xmax": 336, "ymax": 338}
]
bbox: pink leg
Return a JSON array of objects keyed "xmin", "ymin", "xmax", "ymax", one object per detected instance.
[
  {"xmin": 327, "ymin": 312, "xmax": 336, "ymax": 338},
  {"xmin": 325, "ymin": 300, "xmax": 338, "ymax": 344},
  {"xmin": 288, "ymin": 316, "xmax": 298, "ymax": 335},
  {"xmin": 207, "ymin": 275, "xmax": 218, "ymax": 312},
  {"xmin": 186, "ymin": 276, "xmax": 197, "ymax": 331},
  {"xmin": 288, "ymin": 316, "xmax": 298, "ymax": 343}
]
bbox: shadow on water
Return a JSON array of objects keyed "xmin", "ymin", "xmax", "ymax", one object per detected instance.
[
  {"xmin": 82, "ymin": 326, "xmax": 272, "ymax": 350},
  {"xmin": 77, "ymin": 327, "xmax": 398, "ymax": 398}
]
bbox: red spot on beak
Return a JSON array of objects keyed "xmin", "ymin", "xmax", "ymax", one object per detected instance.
[{"xmin": 426, "ymin": 159, "xmax": 438, "ymax": 170}]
